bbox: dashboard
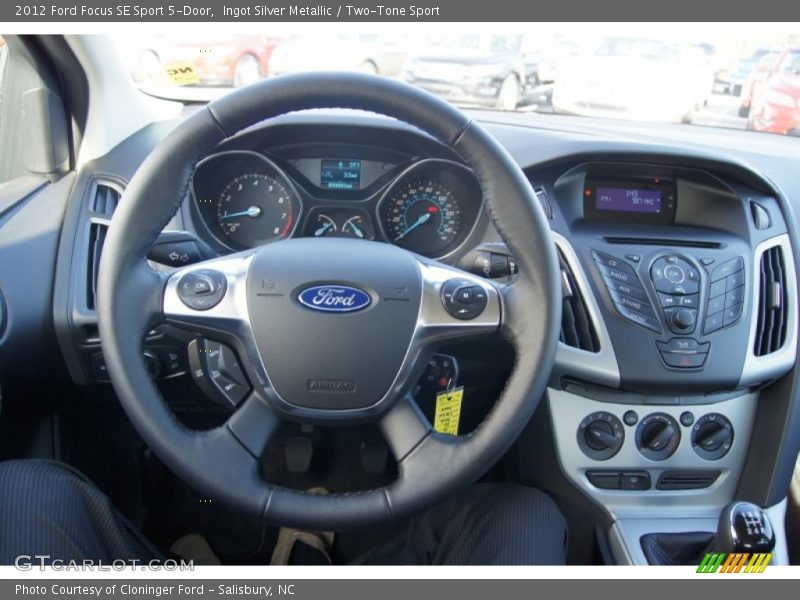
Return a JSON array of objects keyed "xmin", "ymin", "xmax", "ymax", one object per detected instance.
[
  {"xmin": 37, "ymin": 110, "xmax": 800, "ymax": 565},
  {"xmin": 188, "ymin": 134, "xmax": 484, "ymax": 260}
]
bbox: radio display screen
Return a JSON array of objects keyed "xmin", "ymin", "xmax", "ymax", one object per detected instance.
[
  {"xmin": 595, "ymin": 186, "xmax": 662, "ymax": 214},
  {"xmin": 584, "ymin": 178, "xmax": 676, "ymax": 224},
  {"xmin": 321, "ymin": 159, "xmax": 361, "ymax": 190}
]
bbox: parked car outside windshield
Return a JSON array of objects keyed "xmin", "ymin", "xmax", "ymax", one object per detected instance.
[{"xmin": 119, "ymin": 31, "xmax": 800, "ymax": 139}]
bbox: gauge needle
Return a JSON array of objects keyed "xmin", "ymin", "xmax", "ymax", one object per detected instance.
[
  {"xmin": 315, "ymin": 222, "xmax": 334, "ymax": 237},
  {"xmin": 220, "ymin": 206, "xmax": 262, "ymax": 220},
  {"xmin": 394, "ymin": 212, "xmax": 431, "ymax": 242},
  {"xmin": 347, "ymin": 219, "xmax": 365, "ymax": 239}
]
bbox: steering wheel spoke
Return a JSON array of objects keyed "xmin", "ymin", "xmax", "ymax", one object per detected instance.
[
  {"xmin": 227, "ymin": 392, "xmax": 282, "ymax": 458},
  {"xmin": 380, "ymin": 393, "xmax": 432, "ymax": 462},
  {"xmin": 162, "ymin": 252, "xmax": 253, "ymax": 338},
  {"xmin": 413, "ymin": 259, "xmax": 502, "ymax": 347}
]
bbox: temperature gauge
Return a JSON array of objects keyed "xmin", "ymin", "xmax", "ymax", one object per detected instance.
[{"xmin": 303, "ymin": 210, "xmax": 374, "ymax": 240}]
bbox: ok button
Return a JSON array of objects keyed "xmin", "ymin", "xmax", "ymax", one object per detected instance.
[{"xmin": 664, "ymin": 265, "xmax": 685, "ymax": 284}]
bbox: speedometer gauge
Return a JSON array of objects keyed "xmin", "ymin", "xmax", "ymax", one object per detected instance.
[
  {"xmin": 381, "ymin": 180, "xmax": 463, "ymax": 256},
  {"xmin": 378, "ymin": 159, "xmax": 482, "ymax": 258},
  {"xmin": 217, "ymin": 173, "xmax": 297, "ymax": 248}
]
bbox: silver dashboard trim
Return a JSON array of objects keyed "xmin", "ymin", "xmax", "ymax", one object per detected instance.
[
  {"xmin": 739, "ymin": 233, "xmax": 798, "ymax": 388},
  {"xmin": 548, "ymin": 387, "xmax": 758, "ymax": 521},
  {"xmin": 162, "ymin": 248, "xmax": 500, "ymax": 418},
  {"xmin": 551, "ymin": 232, "xmax": 621, "ymax": 389}
]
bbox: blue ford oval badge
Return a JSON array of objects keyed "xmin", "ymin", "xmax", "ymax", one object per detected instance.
[{"xmin": 297, "ymin": 285, "xmax": 371, "ymax": 313}]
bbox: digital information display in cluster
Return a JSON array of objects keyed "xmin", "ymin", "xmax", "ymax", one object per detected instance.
[
  {"xmin": 595, "ymin": 186, "xmax": 662, "ymax": 214},
  {"xmin": 321, "ymin": 159, "xmax": 362, "ymax": 190}
]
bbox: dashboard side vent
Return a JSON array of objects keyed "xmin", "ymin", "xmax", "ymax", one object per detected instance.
[
  {"xmin": 86, "ymin": 223, "xmax": 108, "ymax": 310},
  {"xmin": 754, "ymin": 245, "xmax": 787, "ymax": 356},
  {"xmin": 532, "ymin": 186, "xmax": 553, "ymax": 219},
  {"xmin": 90, "ymin": 182, "xmax": 121, "ymax": 216},
  {"xmin": 557, "ymin": 247, "xmax": 599, "ymax": 352}
]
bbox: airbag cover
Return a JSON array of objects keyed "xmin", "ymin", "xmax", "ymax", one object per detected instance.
[{"xmin": 247, "ymin": 238, "xmax": 422, "ymax": 411}]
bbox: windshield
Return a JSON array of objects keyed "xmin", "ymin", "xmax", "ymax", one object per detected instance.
[
  {"xmin": 778, "ymin": 50, "xmax": 800, "ymax": 74},
  {"xmin": 119, "ymin": 31, "xmax": 800, "ymax": 138}
]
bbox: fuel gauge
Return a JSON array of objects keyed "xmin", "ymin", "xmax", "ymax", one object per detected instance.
[
  {"xmin": 342, "ymin": 214, "xmax": 373, "ymax": 239},
  {"xmin": 303, "ymin": 209, "xmax": 374, "ymax": 240}
]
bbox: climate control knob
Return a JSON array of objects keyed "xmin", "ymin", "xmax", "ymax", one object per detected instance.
[
  {"xmin": 577, "ymin": 412, "xmax": 624, "ymax": 460},
  {"xmin": 692, "ymin": 413, "xmax": 734, "ymax": 460},
  {"xmin": 636, "ymin": 413, "xmax": 680, "ymax": 460}
]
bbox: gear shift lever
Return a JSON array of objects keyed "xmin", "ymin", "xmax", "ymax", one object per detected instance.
[{"xmin": 714, "ymin": 501, "xmax": 775, "ymax": 553}]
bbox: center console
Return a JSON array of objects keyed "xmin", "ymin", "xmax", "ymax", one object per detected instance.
[{"xmin": 540, "ymin": 160, "xmax": 797, "ymax": 565}]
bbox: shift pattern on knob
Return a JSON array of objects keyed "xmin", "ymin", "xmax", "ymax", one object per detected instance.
[{"xmin": 715, "ymin": 502, "xmax": 775, "ymax": 554}]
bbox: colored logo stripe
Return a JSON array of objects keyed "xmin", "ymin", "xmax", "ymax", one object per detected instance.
[{"xmin": 697, "ymin": 553, "xmax": 772, "ymax": 573}]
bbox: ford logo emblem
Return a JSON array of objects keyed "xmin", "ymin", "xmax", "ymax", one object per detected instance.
[{"xmin": 297, "ymin": 285, "xmax": 372, "ymax": 313}]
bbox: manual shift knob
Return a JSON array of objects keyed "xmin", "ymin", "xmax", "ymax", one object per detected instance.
[{"xmin": 714, "ymin": 501, "xmax": 775, "ymax": 553}]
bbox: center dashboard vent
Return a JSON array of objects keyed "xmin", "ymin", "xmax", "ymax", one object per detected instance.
[
  {"xmin": 557, "ymin": 247, "xmax": 599, "ymax": 353},
  {"xmin": 754, "ymin": 245, "xmax": 788, "ymax": 356}
]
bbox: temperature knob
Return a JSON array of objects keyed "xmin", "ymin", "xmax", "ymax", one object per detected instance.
[{"xmin": 692, "ymin": 413, "xmax": 734, "ymax": 460}]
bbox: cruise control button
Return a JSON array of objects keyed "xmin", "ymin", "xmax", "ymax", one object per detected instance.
[{"xmin": 711, "ymin": 257, "xmax": 744, "ymax": 282}]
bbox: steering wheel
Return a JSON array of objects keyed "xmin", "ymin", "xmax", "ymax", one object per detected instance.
[{"xmin": 98, "ymin": 73, "xmax": 560, "ymax": 530}]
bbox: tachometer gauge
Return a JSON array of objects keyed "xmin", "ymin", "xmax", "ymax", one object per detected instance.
[
  {"xmin": 217, "ymin": 173, "xmax": 297, "ymax": 248},
  {"xmin": 192, "ymin": 151, "xmax": 302, "ymax": 250},
  {"xmin": 381, "ymin": 180, "xmax": 463, "ymax": 256}
]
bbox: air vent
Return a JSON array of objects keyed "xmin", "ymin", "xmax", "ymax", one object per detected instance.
[
  {"xmin": 90, "ymin": 182, "xmax": 121, "ymax": 216},
  {"xmin": 532, "ymin": 186, "xmax": 553, "ymax": 219},
  {"xmin": 86, "ymin": 223, "xmax": 108, "ymax": 310},
  {"xmin": 754, "ymin": 245, "xmax": 787, "ymax": 356},
  {"xmin": 656, "ymin": 469, "xmax": 720, "ymax": 490},
  {"xmin": 557, "ymin": 248, "xmax": 599, "ymax": 352}
]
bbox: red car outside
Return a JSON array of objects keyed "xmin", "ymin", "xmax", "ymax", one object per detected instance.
[
  {"xmin": 738, "ymin": 51, "xmax": 780, "ymax": 118},
  {"xmin": 748, "ymin": 48, "xmax": 800, "ymax": 136},
  {"xmin": 137, "ymin": 35, "xmax": 285, "ymax": 88}
]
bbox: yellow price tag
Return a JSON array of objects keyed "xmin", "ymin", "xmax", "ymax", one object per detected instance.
[
  {"xmin": 164, "ymin": 61, "xmax": 199, "ymax": 86},
  {"xmin": 434, "ymin": 386, "xmax": 464, "ymax": 436}
]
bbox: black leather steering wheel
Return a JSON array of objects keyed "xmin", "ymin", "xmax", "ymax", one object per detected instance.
[{"xmin": 97, "ymin": 73, "xmax": 560, "ymax": 530}]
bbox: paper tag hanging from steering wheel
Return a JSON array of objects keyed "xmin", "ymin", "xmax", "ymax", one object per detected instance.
[{"xmin": 434, "ymin": 386, "xmax": 464, "ymax": 436}]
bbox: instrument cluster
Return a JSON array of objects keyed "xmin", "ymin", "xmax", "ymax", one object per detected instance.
[{"xmin": 191, "ymin": 151, "xmax": 483, "ymax": 259}]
